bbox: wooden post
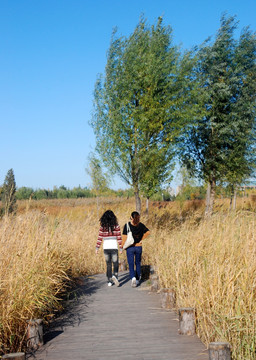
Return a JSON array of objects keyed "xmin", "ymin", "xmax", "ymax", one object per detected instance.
[
  {"xmin": 150, "ymin": 274, "xmax": 159, "ymax": 292},
  {"xmin": 179, "ymin": 308, "xmax": 196, "ymax": 335},
  {"xmin": 209, "ymin": 342, "xmax": 231, "ymax": 360},
  {"xmin": 2, "ymin": 353, "xmax": 25, "ymax": 359},
  {"xmin": 27, "ymin": 319, "xmax": 44, "ymax": 350},
  {"xmin": 119, "ymin": 259, "xmax": 127, "ymax": 271},
  {"xmin": 160, "ymin": 288, "xmax": 176, "ymax": 309}
]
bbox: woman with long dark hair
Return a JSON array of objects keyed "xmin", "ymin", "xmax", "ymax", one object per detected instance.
[
  {"xmin": 122, "ymin": 211, "xmax": 150, "ymax": 287},
  {"xmin": 96, "ymin": 210, "xmax": 123, "ymax": 287}
]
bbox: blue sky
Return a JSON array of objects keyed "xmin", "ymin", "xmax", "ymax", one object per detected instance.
[{"xmin": 0, "ymin": 0, "xmax": 255, "ymax": 190}]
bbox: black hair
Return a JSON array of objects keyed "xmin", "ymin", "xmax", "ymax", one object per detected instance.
[
  {"xmin": 100, "ymin": 210, "xmax": 118, "ymax": 233},
  {"xmin": 131, "ymin": 211, "xmax": 140, "ymax": 226}
]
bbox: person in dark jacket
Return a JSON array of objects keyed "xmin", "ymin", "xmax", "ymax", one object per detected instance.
[{"xmin": 122, "ymin": 211, "xmax": 150, "ymax": 287}]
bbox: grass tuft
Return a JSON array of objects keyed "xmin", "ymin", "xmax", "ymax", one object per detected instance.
[{"xmin": 0, "ymin": 196, "xmax": 255, "ymax": 359}]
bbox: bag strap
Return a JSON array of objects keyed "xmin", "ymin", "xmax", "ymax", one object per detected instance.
[{"xmin": 126, "ymin": 222, "xmax": 131, "ymax": 233}]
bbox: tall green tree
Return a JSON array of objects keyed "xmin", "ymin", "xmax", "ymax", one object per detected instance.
[
  {"xmin": 179, "ymin": 15, "xmax": 256, "ymax": 215},
  {"xmin": 2, "ymin": 168, "xmax": 17, "ymax": 215},
  {"xmin": 225, "ymin": 25, "xmax": 256, "ymax": 209},
  {"xmin": 86, "ymin": 153, "xmax": 110, "ymax": 196},
  {"xmin": 91, "ymin": 17, "xmax": 191, "ymax": 213},
  {"xmin": 140, "ymin": 150, "xmax": 174, "ymax": 214},
  {"xmin": 86, "ymin": 153, "xmax": 110, "ymax": 218}
]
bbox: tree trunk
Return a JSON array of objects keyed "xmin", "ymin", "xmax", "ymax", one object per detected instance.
[
  {"xmin": 205, "ymin": 183, "xmax": 211, "ymax": 215},
  {"xmin": 134, "ymin": 189, "xmax": 141, "ymax": 213},
  {"xmin": 229, "ymin": 193, "xmax": 233, "ymax": 211},
  {"xmin": 146, "ymin": 197, "xmax": 149, "ymax": 216},
  {"xmin": 205, "ymin": 179, "xmax": 216, "ymax": 217},
  {"xmin": 229, "ymin": 186, "xmax": 237, "ymax": 211},
  {"xmin": 233, "ymin": 188, "xmax": 237, "ymax": 211}
]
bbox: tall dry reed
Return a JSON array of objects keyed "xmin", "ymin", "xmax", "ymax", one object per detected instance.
[
  {"xmin": 144, "ymin": 210, "xmax": 256, "ymax": 360},
  {"xmin": 0, "ymin": 196, "xmax": 255, "ymax": 358},
  {"xmin": 0, "ymin": 197, "xmax": 133, "ymax": 353}
]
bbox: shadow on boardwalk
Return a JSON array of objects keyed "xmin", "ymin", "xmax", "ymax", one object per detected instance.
[{"xmin": 29, "ymin": 272, "xmax": 208, "ymax": 360}]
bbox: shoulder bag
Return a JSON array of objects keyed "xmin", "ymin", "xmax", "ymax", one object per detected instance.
[{"xmin": 123, "ymin": 222, "xmax": 134, "ymax": 250}]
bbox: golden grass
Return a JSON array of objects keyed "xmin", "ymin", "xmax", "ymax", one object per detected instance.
[
  {"xmin": 0, "ymin": 197, "xmax": 131, "ymax": 353},
  {"xmin": 144, "ymin": 208, "xmax": 256, "ymax": 360},
  {"xmin": 0, "ymin": 196, "xmax": 255, "ymax": 358}
]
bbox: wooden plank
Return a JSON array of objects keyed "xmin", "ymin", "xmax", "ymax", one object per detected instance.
[{"xmin": 30, "ymin": 272, "xmax": 208, "ymax": 360}]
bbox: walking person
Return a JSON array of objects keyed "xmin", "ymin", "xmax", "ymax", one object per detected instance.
[
  {"xmin": 96, "ymin": 210, "xmax": 123, "ymax": 287},
  {"xmin": 122, "ymin": 211, "xmax": 150, "ymax": 287}
]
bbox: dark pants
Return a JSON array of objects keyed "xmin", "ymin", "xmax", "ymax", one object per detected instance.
[
  {"xmin": 103, "ymin": 249, "xmax": 119, "ymax": 281},
  {"xmin": 126, "ymin": 246, "xmax": 142, "ymax": 280}
]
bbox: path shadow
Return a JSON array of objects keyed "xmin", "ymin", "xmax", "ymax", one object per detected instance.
[
  {"xmin": 43, "ymin": 330, "xmax": 63, "ymax": 343},
  {"xmin": 118, "ymin": 272, "xmax": 130, "ymax": 286},
  {"xmin": 118, "ymin": 265, "xmax": 151, "ymax": 287},
  {"xmin": 27, "ymin": 269, "xmax": 150, "ymax": 358},
  {"xmin": 27, "ymin": 274, "xmax": 107, "ymax": 359}
]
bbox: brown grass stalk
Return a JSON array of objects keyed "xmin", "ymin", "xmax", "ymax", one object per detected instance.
[
  {"xmin": 144, "ymin": 210, "xmax": 256, "ymax": 359},
  {"xmin": 0, "ymin": 196, "xmax": 255, "ymax": 358}
]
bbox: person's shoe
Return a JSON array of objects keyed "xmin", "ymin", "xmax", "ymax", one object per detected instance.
[
  {"xmin": 108, "ymin": 281, "xmax": 113, "ymax": 287},
  {"xmin": 131, "ymin": 277, "xmax": 137, "ymax": 288},
  {"xmin": 112, "ymin": 275, "xmax": 120, "ymax": 287}
]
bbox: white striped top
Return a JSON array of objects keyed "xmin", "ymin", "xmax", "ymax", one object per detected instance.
[{"xmin": 96, "ymin": 225, "xmax": 122, "ymax": 250}]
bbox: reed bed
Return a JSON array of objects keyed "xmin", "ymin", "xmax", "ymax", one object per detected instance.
[
  {"xmin": 0, "ymin": 197, "xmax": 133, "ymax": 353},
  {"xmin": 144, "ymin": 209, "xmax": 256, "ymax": 360},
  {"xmin": 0, "ymin": 196, "xmax": 255, "ymax": 358}
]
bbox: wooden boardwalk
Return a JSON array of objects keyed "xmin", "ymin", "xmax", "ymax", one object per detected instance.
[{"xmin": 32, "ymin": 272, "xmax": 208, "ymax": 360}]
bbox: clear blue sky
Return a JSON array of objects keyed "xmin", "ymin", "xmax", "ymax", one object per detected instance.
[{"xmin": 0, "ymin": 0, "xmax": 255, "ymax": 190}]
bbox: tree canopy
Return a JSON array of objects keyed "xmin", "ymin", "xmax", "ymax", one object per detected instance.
[
  {"xmin": 86, "ymin": 153, "xmax": 110, "ymax": 196},
  {"xmin": 91, "ymin": 17, "xmax": 192, "ymax": 212},
  {"xmin": 2, "ymin": 168, "xmax": 17, "ymax": 215},
  {"xmin": 178, "ymin": 15, "xmax": 256, "ymax": 214}
]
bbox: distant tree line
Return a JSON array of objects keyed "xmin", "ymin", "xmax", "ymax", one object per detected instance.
[
  {"xmin": 1, "ymin": 168, "xmax": 254, "ymax": 218},
  {"xmin": 14, "ymin": 185, "xmax": 134, "ymax": 200},
  {"xmin": 0, "ymin": 168, "xmax": 135, "ymax": 207},
  {"xmin": 15, "ymin": 185, "xmax": 93, "ymax": 200}
]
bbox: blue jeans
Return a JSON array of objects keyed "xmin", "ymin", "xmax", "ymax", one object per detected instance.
[
  {"xmin": 126, "ymin": 246, "xmax": 142, "ymax": 280},
  {"xmin": 103, "ymin": 249, "xmax": 118, "ymax": 281}
]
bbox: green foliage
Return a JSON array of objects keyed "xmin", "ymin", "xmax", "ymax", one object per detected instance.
[
  {"xmin": 151, "ymin": 189, "xmax": 174, "ymax": 201},
  {"xmin": 114, "ymin": 188, "xmax": 134, "ymax": 198},
  {"xmin": 16, "ymin": 187, "xmax": 34, "ymax": 200},
  {"xmin": 86, "ymin": 153, "xmax": 110, "ymax": 196},
  {"xmin": 176, "ymin": 185, "xmax": 206, "ymax": 201},
  {"xmin": 15, "ymin": 186, "xmax": 93, "ymax": 200},
  {"xmin": 175, "ymin": 167, "xmax": 206, "ymax": 201},
  {"xmin": 179, "ymin": 15, "xmax": 256, "ymax": 189},
  {"xmin": 33, "ymin": 189, "xmax": 49, "ymax": 200},
  {"xmin": 91, "ymin": 16, "xmax": 192, "ymax": 210},
  {"xmin": 2, "ymin": 169, "xmax": 17, "ymax": 215},
  {"xmin": 71, "ymin": 186, "xmax": 92, "ymax": 198}
]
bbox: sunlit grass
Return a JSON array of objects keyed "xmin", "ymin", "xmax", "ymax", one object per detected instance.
[
  {"xmin": 0, "ymin": 196, "xmax": 255, "ymax": 358},
  {"xmin": 144, "ymin": 207, "xmax": 256, "ymax": 360}
]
